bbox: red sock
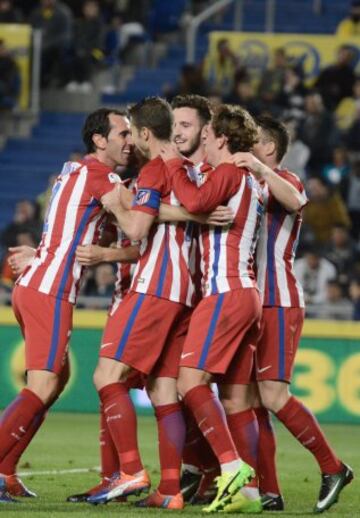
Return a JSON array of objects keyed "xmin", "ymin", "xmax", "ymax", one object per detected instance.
[
  {"xmin": 183, "ymin": 385, "xmax": 239, "ymax": 466},
  {"xmin": 0, "ymin": 410, "xmax": 46, "ymax": 476},
  {"xmin": 0, "ymin": 389, "xmax": 45, "ymax": 463},
  {"xmin": 99, "ymin": 382, "xmax": 143, "ymax": 475},
  {"xmin": 276, "ymin": 396, "xmax": 342, "ymax": 474},
  {"xmin": 182, "ymin": 403, "xmax": 218, "ymax": 473},
  {"xmin": 226, "ymin": 409, "xmax": 259, "ymax": 469},
  {"xmin": 254, "ymin": 407, "xmax": 281, "ymax": 495},
  {"xmin": 155, "ymin": 403, "xmax": 185, "ymax": 495},
  {"xmin": 99, "ymin": 403, "xmax": 119, "ymax": 479}
]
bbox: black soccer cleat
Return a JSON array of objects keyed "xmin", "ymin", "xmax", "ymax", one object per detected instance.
[
  {"xmin": 261, "ymin": 493, "xmax": 284, "ymax": 511},
  {"xmin": 180, "ymin": 469, "xmax": 202, "ymax": 502},
  {"xmin": 314, "ymin": 463, "xmax": 354, "ymax": 513}
]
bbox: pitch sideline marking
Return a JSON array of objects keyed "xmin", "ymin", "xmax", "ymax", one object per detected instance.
[{"xmin": 18, "ymin": 467, "xmax": 100, "ymax": 477}]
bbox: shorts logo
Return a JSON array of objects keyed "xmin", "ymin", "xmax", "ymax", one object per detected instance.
[
  {"xmin": 100, "ymin": 342, "xmax": 113, "ymax": 349},
  {"xmin": 135, "ymin": 189, "xmax": 151, "ymax": 205},
  {"xmin": 257, "ymin": 365, "xmax": 272, "ymax": 373},
  {"xmin": 181, "ymin": 352, "xmax": 194, "ymax": 359}
]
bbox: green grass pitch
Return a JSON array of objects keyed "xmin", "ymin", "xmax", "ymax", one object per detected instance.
[{"xmin": 3, "ymin": 413, "xmax": 359, "ymax": 517}]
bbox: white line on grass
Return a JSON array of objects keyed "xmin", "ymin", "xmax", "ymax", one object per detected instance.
[{"xmin": 18, "ymin": 467, "xmax": 100, "ymax": 477}]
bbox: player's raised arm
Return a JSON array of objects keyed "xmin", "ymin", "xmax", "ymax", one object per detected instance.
[{"xmin": 232, "ymin": 152, "xmax": 305, "ymax": 213}]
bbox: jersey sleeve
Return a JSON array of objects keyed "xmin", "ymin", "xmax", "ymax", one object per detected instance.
[
  {"xmin": 165, "ymin": 158, "xmax": 240, "ymax": 213},
  {"xmin": 279, "ymin": 170, "xmax": 308, "ymax": 207},
  {"xmin": 131, "ymin": 160, "xmax": 165, "ymax": 216},
  {"xmin": 88, "ymin": 166, "xmax": 121, "ymax": 201}
]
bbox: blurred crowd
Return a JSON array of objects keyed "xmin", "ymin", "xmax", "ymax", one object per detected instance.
[{"xmin": 1, "ymin": 0, "xmax": 360, "ymax": 318}]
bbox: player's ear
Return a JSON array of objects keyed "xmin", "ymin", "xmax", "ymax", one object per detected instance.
[
  {"xmin": 266, "ymin": 140, "xmax": 276, "ymax": 158},
  {"xmin": 93, "ymin": 132, "xmax": 107, "ymax": 150},
  {"xmin": 141, "ymin": 127, "xmax": 150, "ymax": 142},
  {"xmin": 217, "ymin": 134, "xmax": 227, "ymax": 150}
]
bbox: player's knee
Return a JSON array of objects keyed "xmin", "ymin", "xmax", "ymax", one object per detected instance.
[
  {"xmin": 219, "ymin": 395, "xmax": 248, "ymax": 414},
  {"xmin": 259, "ymin": 381, "xmax": 289, "ymax": 412},
  {"xmin": 27, "ymin": 373, "xmax": 59, "ymax": 405},
  {"xmin": 93, "ymin": 366, "xmax": 105, "ymax": 391}
]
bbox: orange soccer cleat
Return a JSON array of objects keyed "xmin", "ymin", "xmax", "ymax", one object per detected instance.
[
  {"xmin": 87, "ymin": 469, "xmax": 151, "ymax": 505},
  {"xmin": 3, "ymin": 474, "xmax": 37, "ymax": 498},
  {"xmin": 135, "ymin": 489, "xmax": 184, "ymax": 509}
]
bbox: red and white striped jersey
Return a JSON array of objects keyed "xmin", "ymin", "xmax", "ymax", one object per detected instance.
[
  {"xmin": 130, "ymin": 156, "xmax": 194, "ymax": 306},
  {"xmin": 18, "ymin": 157, "xmax": 119, "ymax": 304},
  {"xmin": 165, "ymin": 159, "xmax": 263, "ymax": 297},
  {"xmin": 256, "ymin": 168, "xmax": 307, "ymax": 308}
]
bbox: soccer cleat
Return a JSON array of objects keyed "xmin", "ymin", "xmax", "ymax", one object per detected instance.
[
  {"xmin": 0, "ymin": 477, "xmax": 19, "ymax": 504},
  {"xmin": 3, "ymin": 474, "xmax": 37, "ymax": 498},
  {"xmin": 221, "ymin": 491, "xmax": 262, "ymax": 513},
  {"xmin": 87, "ymin": 469, "xmax": 150, "ymax": 505},
  {"xmin": 261, "ymin": 493, "xmax": 284, "ymax": 511},
  {"xmin": 180, "ymin": 469, "xmax": 202, "ymax": 502},
  {"xmin": 202, "ymin": 463, "xmax": 255, "ymax": 513},
  {"xmin": 314, "ymin": 463, "xmax": 353, "ymax": 513},
  {"xmin": 67, "ymin": 478, "xmax": 112, "ymax": 502},
  {"xmin": 135, "ymin": 489, "xmax": 184, "ymax": 509},
  {"xmin": 190, "ymin": 471, "xmax": 218, "ymax": 505}
]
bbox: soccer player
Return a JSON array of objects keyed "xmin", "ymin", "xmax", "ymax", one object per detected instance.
[
  {"xmin": 233, "ymin": 116, "xmax": 353, "ymax": 513},
  {"xmin": 161, "ymin": 104, "xmax": 263, "ymax": 513},
  {"xmin": 0, "ymin": 108, "xmax": 133, "ymax": 503}
]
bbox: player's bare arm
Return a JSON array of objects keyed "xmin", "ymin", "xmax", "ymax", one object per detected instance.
[
  {"xmin": 101, "ymin": 185, "xmax": 155, "ymax": 241},
  {"xmin": 8, "ymin": 245, "xmax": 36, "ymax": 276},
  {"xmin": 75, "ymin": 244, "xmax": 139, "ymax": 266},
  {"xmin": 231, "ymin": 152, "xmax": 305, "ymax": 213}
]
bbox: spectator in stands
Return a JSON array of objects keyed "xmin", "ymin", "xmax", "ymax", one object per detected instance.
[
  {"xmin": 257, "ymin": 47, "xmax": 288, "ymax": 113},
  {"xmin": 1, "ymin": 230, "xmax": 37, "ymax": 286},
  {"xmin": 105, "ymin": 12, "xmax": 147, "ymax": 67},
  {"xmin": 83, "ymin": 263, "xmax": 116, "ymax": 308},
  {"xmin": 303, "ymin": 177, "xmax": 351, "ymax": 243},
  {"xmin": 203, "ymin": 37, "xmax": 239, "ymax": 95},
  {"xmin": 0, "ymin": 0, "xmax": 22, "ymax": 23},
  {"xmin": 313, "ymin": 279, "xmax": 353, "ymax": 320},
  {"xmin": 65, "ymin": 0, "xmax": 105, "ymax": 92},
  {"xmin": 335, "ymin": 78, "xmax": 360, "ymax": 131},
  {"xmin": 0, "ymin": 199, "xmax": 42, "ymax": 250},
  {"xmin": 336, "ymin": 0, "xmax": 360, "ymax": 36},
  {"xmin": 344, "ymin": 154, "xmax": 360, "ymax": 239},
  {"xmin": 314, "ymin": 45, "xmax": 356, "ymax": 111},
  {"xmin": 30, "ymin": 0, "xmax": 73, "ymax": 87},
  {"xmin": 321, "ymin": 146, "xmax": 350, "ymax": 193},
  {"xmin": 0, "ymin": 39, "xmax": 20, "ymax": 110},
  {"xmin": 164, "ymin": 63, "xmax": 208, "ymax": 100},
  {"xmin": 298, "ymin": 92, "xmax": 339, "ymax": 174},
  {"xmin": 349, "ymin": 276, "xmax": 360, "ymax": 320},
  {"xmin": 325, "ymin": 224, "xmax": 358, "ymax": 290},
  {"xmin": 276, "ymin": 66, "xmax": 308, "ymax": 121},
  {"xmin": 294, "ymin": 247, "xmax": 337, "ymax": 305},
  {"xmin": 282, "ymin": 118, "xmax": 310, "ymax": 181},
  {"xmin": 223, "ymin": 72, "xmax": 261, "ymax": 115}
]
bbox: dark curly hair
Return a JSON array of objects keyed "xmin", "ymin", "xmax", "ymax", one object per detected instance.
[
  {"xmin": 212, "ymin": 104, "xmax": 258, "ymax": 154},
  {"xmin": 82, "ymin": 108, "xmax": 127, "ymax": 153}
]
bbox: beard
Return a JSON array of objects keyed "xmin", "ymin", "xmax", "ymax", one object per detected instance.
[{"xmin": 178, "ymin": 132, "xmax": 202, "ymax": 158}]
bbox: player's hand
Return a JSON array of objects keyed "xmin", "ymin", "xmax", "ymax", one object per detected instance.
[
  {"xmin": 75, "ymin": 244, "xmax": 106, "ymax": 266},
  {"xmin": 160, "ymin": 143, "xmax": 182, "ymax": 162},
  {"xmin": 8, "ymin": 245, "xmax": 36, "ymax": 275},
  {"xmin": 101, "ymin": 184, "xmax": 121, "ymax": 212},
  {"xmin": 206, "ymin": 206, "xmax": 234, "ymax": 226},
  {"xmin": 231, "ymin": 152, "xmax": 264, "ymax": 179}
]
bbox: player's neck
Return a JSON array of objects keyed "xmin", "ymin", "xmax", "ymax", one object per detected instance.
[
  {"xmin": 188, "ymin": 145, "xmax": 206, "ymax": 167},
  {"xmin": 148, "ymin": 139, "xmax": 168, "ymax": 160},
  {"xmin": 89, "ymin": 152, "xmax": 116, "ymax": 169},
  {"xmin": 213, "ymin": 148, "xmax": 232, "ymax": 167}
]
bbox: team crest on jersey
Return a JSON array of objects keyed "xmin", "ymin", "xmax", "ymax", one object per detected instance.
[
  {"xmin": 108, "ymin": 172, "xmax": 121, "ymax": 184},
  {"xmin": 135, "ymin": 189, "xmax": 151, "ymax": 205}
]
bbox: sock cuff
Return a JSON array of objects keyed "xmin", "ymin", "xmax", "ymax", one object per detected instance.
[
  {"xmin": 276, "ymin": 395, "xmax": 296, "ymax": 421},
  {"xmin": 99, "ymin": 382, "xmax": 128, "ymax": 403},
  {"xmin": 254, "ymin": 406, "xmax": 271, "ymax": 422},
  {"xmin": 154, "ymin": 402, "xmax": 182, "ymax": 420},
  {"xmin": 20, "ymin": 388, "xmax": 45, "ymax": 411},
  {"xmin": 183, "ymin": 384, "xmax": 213, "ymax": 409},
  {"xmin": 227, "ymin": 408, "xmax": 256, "ymax": 427}
]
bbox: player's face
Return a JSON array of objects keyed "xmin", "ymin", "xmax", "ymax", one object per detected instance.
[
  {"xmin": 252, "ymin": 128, "xmax": 270, "ymax": 164},
  {"xmin": 130, "ymin": 123, "xmax": 150, "ymax": 158},
  {"xmin": 173, "ymin": 107, "xmax": 203, "ymax": 157},
  {"xmin": 203, "ymin": 123, "xmax": 219, "ymax": 166},
  {"xmin": 106, "ymin": 114, "xmax": 133, "ymax": 166}
]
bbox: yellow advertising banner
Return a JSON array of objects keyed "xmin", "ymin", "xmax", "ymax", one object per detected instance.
[
  {"xmin": 205, "ymin": 31, "xmax": 360, "ymax": 88},
  {"xmin": 0, "ymin": 23, "xmax": 32, "ymax": 110}
]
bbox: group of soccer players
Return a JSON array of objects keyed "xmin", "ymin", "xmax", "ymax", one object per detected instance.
[{"xmin": 0, "ymin": 94, "xmax": 353, "ymax": 513}]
